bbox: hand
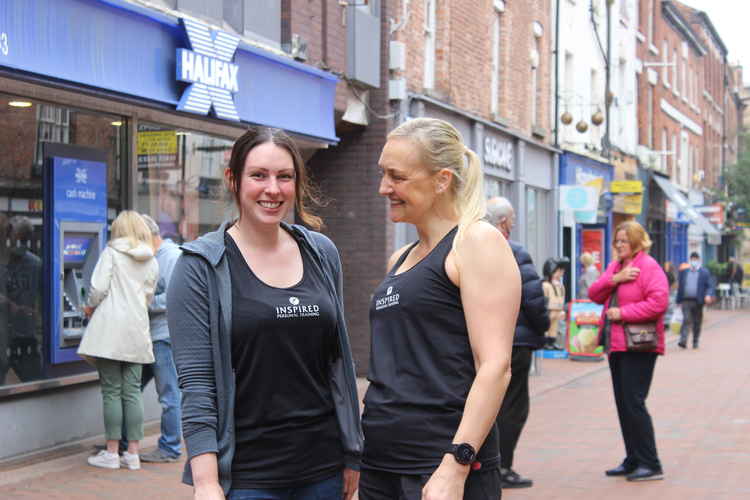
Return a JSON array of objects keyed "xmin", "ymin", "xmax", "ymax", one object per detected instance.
[
  {"xmin": 83, "ymin": 306, "xmax": 95, "ymax": 318},
  {"xmin": 342, "ymin": 468, "xmax": 360, "ymax": 500},
  {"xmin": 613, "ymin": 266, "xmax": 639, "ymax": 284},
  {"xmin": 194, "ymin": 483, "xmax": 224, "ymax": 500},
  {"xmin": 606, "ymin": 307, "xmax": 622, "ymax": 321},
  {"xmin": 422, "ymin": 455, "xmax": 469, "ymax": 500},
  {"xmin": 704, "ymin": 295, "xmax": 714, "ymax": 305}
]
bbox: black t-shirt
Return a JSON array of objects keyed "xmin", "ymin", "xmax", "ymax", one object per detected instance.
[
  {"xmin": 225, "ymin": 233, "xmax": 343, "ymax": 488},
  {"xmin": 362, "ymin": 227, "xmax": 501, "ymax": 474}
]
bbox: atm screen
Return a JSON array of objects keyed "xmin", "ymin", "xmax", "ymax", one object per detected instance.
[{"xmin": 63, "ymin": 235, "xmax": 93, "ymax": 266}]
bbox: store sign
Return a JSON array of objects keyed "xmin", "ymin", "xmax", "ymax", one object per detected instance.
[
  {"xmin": 176, "ymin": 18, "xmax": 241, "ymax": 121},
  {"xmin": 483, "ymin": 136, "xmax": 513, "ymax": 171},
  {"xmin": 559, "ymin": 186, "xmax": 598, "ymax": 211}
]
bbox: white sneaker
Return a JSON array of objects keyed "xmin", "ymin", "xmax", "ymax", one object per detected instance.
[
  {"xmin": 120, "ymin": 451, "xmax": 141, "ymax": 470},
  {"xmin": 87, "ymin": 450, "xmax": 120, "ymax": 469}
]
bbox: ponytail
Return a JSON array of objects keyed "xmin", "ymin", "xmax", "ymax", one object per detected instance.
[{"xmin": 454, "ymin": 147, "xmax": 486, "ymax": 250}]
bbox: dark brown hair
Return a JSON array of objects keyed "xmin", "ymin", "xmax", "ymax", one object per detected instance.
[{"xmin": 227, "ymin": 127, "xmax": 322, "ymax": 230}]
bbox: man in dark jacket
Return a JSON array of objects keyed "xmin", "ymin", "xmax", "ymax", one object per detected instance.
[
  {"xmin": 487, "ymin": 197, "xmax": 551, "ymax": 489},
  {"xmin": 676, "ymin": 252, "xmax": 715, "ymax": 349}
]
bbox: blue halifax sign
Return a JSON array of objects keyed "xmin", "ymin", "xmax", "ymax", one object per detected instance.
[{"xmin": 176, "ymin": 18, "xmax": 241, "ymax": 121}]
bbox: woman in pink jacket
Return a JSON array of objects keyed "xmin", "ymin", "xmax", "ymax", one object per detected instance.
[{"xmin": 588, "ymin": 220, "xmax": 669, "ymax": 483}]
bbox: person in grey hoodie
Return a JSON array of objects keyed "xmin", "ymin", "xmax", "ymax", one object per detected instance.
[
  {"xmin": 168, "ymin": 127, "xmax": 362, "ymax": 500},
  {"xmin": 136, "ymin": 213, "xmax": 183, "ymax": 463}
]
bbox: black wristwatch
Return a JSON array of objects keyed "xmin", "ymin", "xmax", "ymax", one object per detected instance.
[{"xmin": 446, "ymin": 443, "xmax": 476, "ymax": 465}]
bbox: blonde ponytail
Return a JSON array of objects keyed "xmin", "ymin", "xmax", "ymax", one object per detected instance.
[
  {"xmin": 455, "ymin": 147, "xmax": 486, "ymax": 248},
  {"xmin": 388, "ymin": 118, "xmax": 486, "ymax": 249}
]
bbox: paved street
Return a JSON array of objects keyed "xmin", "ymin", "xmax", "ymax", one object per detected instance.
[{"xmin": 0, "ymin": 308, "xmax": 747, "ymax": 499}]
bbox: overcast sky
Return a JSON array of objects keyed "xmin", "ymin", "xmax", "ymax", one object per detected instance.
[{"xmin": 680, "ymin": 0, "xmax": 750, "ymax": 85}]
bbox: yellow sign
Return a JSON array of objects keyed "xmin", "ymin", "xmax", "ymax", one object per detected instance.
[
  {"xmin": 623, "ymin": 194, "xmax": 643, "ymax": 215},
  {"xmin": 137, "ymin": 130, "xmax": 177, "ymax": 156},
  {"xmin": 743, "ymin": 263, "xmax": 750, "ymax": 290},
  {"xmin": 585, "ymin": 177, "xmax": 604, "ymax": 194},
  {"xmin": 611, "ymin": 180, "xmax": 643, "ymax": 193}
]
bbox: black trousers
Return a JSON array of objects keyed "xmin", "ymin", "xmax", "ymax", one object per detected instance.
[
  {"xmin": 609, "ymin": 352, "xmax": 661, "ymax": 470},
  {"xmin": 359, "ymin": 468, "xmax": 501, "ymax": 500},
  {"xmin": 679, "ymin": 300, "xmax": 704, "ymax": 347},
  {"xmin": 496, "ymin": 346, "xmax": 532, "ymax": 469}
]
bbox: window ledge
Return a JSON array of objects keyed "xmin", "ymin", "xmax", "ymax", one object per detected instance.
[
  {"xmin": 648, "ymin": 43, "xmax": 659, "ymax": 56},
  {"xmin": 532, "ymin": 126, "xmax": 547, "ymax": 139},
  {"xmin": 636, "ymin": 31, "xmax": 646, "ymax": 42}
]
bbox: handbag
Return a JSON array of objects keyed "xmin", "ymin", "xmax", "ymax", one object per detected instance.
[{"xmin": 609, "ymin": 286, "xmax": 659, "ymax": 352}]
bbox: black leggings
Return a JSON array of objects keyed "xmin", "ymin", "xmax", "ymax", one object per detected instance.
[
  {"xmin": 359, "ymin": 468, "xmax": 501, "ymax": 500},
  {"xmin": 609, "ymin": 351, "xmax": 661, "ymax": 470}
]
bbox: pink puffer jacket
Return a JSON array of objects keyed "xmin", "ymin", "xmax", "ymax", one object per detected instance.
[{"xmin": 588, "ymin": 251, "xmax": 669, "ymax": 355}]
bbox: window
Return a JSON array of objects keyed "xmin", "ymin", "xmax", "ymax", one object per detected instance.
[
  {"xmin": 672, "ymin": 133, "xmax": 678, "ymax": 178},
  {"xmin": 424, "ymin": 0, "xmax": 437, "ymax": 90},
  {"xmin": 680, "ymin": 131, "xmax": 689, "ymax": 187},
  {"xmin": 0, "ymin": 94, "xmax": 127, "ymax": 390},
  {"xmin": 136, "ymin": 124, "xmax": 234, "ymax": 243},
  {"xmin": 647, "ymin": 0, "xmax": 654, "ymax": 42},
  {"xmin": 484, "ymin": 176, "xmax": 512, "ymax": 199},
  {"xmin": 620, "ymin": 0, "xmax": 629, "ymax": 21},
  {"xmin": 662, "ymin": 40, "xmax": 669, "ymax": 85},
  {"xmin": 682, "ymin": 52, "xmax": 687, "ymax": 98},
  {"xmin": 673, "ymin": 48, "xmax": 679, "ymax": 95},
  {"xmin": 491, "ymin": 14, "xmax": 502, "ymax": 116},
  {"xmin": 661, "ymin": 128, "xmax": 668, "ymax": 171},
  {"xmin": 526, "ymin": 187, "xmax": 550, "ymax": 272},
  {"xmin": 531, "ymin": 24, "xmax": 543, "ymax": 127}
]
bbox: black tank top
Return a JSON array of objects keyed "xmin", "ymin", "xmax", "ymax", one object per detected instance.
[{"xmin": 362, "ymin": 227, "xmax": 500, "ymax": 474}]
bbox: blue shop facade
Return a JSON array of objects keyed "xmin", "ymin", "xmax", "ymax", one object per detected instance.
[{"xmin": 0, "ymin": 0, "xmax": 338, "ymax": 459}]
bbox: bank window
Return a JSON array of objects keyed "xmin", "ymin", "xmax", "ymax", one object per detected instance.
[
  {"xmin": 135, "ymin": 123, "xmax": 234, "ymax": 244},
  {"xmin": 0, "ymin": 94, "xmax": 126, "ymax": 391}
]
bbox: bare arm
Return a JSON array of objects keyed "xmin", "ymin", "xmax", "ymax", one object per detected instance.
[{"xmin": 423, "ymin": 222, "xmax": 521, "ymax": 500}]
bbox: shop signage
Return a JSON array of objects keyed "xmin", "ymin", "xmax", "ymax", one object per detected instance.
[
  {"xmin": 559, "ymin": 186, "xmax": 598, "ymax": 211},
  {"xmin": 177, "ymin": 18, "xmax": 241, "ymax": 122},
  {"xmin": 483, "ymin": 136, "xmax": 513, "ymax": 171},
  {"xmin": 623, "ymin": 194, "xmax": 643, "ymax": 215},
  {"xmin": 610, "ymin": 180, "xmax": 643, "ymax": 193},
  {"xmin": 566, "ymin": 301, "xmax": 604, "ymax": 360}
]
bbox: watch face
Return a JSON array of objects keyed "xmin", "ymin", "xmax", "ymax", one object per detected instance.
[{"xmin": 455, "ymin": 443, "xmax": 476, "ymax": 464}]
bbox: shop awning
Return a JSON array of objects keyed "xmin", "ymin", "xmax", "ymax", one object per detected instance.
[{"xmin": 652, "ymin": 175, "xmax": 721, "ymax": 245}]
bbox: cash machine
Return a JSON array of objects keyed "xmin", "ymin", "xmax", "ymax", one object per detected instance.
[{"xmin": 43, "ymin": 144, "xmax": 108, "ymax": 364}]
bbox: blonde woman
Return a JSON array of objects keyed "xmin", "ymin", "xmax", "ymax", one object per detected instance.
[
  {"xmin": 578, "ymin": 252, "xmax": 600, "ymax": 299},
  {"xmin": 78, "ymin": 210, "xmax": 158, "ymax": 471},
  {"xmin": 360, "ymin": 118, "xmax": 521, "ymax": 500}
]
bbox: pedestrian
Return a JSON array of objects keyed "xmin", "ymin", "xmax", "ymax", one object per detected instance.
[
  {"xmin": 542, "ymin": 258, "xmax": 567, "ymax": 349},
  {"xmin": 578, "ymin": 252, "xmax": 600, "ymax": 300},
  {"xmin": 486, "ymin": 196, "xmax": 550, "ymax": 490},
  {"xmin": 588, "ymin": 220, "xmax": 668, "ymax": 482},
  {"xmin": 167, "ymin": 127, "xmax": 362, "ymax": 500},
  {"xmin": 135, "ymin": 213, "xmax": 183, "ymax": 463},
  {"xmin": 78, "ymin": 211, "xmax": 159, "ymax": 471},
  {"xmin": 676, "ymin": 252, "xmax": 715, "ymax": 349},
  {"xmin": 725, "ymin": 257, "xmax": 744, "ymax": 296},
  {"xmin": 359, "ymin": 118, "xmax": 521, "ymax": 500}
]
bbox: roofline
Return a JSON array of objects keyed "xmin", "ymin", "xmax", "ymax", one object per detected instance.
[
  {"xmin": 695, "ymin": 11, "xmax": 729, "ymax": 56},
  {"xmin": 662, "ymin": 1, "xmax": 707, "ymax": 56}
]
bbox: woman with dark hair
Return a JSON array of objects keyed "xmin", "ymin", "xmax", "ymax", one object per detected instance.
[
  {"xmin": 359, "ymin": 118, "xmax": 521, "ymax": 500},
  {"xmin": 542, "ymin": 258, "xmax": 567, "ymax": 349},
  {"xmin": 168, "ymin": 127, "xmax": 362, "ymax": 500},
  {"xmin": 588, "ymin": 220, "xmax": 669, "ymax": 482}
]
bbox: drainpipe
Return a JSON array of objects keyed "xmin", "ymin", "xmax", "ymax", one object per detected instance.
[
  {"xmin": 604, "ymin": 0, "xmax": 612, "ymax": 158},
  {"xmin": 554, "ymin": 0, "xmax": 561, "ymax": 148}
]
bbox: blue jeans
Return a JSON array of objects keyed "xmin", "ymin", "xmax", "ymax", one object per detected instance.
[
  {"xmin": 121, "ymin": 340, "xmax": 182, "ymax": 457},
  {"xmin": 228, "ymin": 473, "xmax": 343, "ymax": 500}
]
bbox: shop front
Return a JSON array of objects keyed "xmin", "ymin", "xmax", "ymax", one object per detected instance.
[
  {"xmin": 404, "ymin": 96, "xmax": 558, "ymax": 271},
  {"xmin": 0, "ymin": 0, "xmax": 338, "ymax": 459},
  {"xmin": 559, "ymin": 152, "xmax": 614, "ymax": 300}
]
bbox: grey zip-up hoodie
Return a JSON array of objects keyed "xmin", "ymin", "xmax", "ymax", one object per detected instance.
[{"xmin": 167, "ymin": 222, "xmax": 362, "ymax": 493}]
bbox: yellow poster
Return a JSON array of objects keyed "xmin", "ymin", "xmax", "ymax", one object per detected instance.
[
  {"xmin": 137, "ymin": 130, "xmax": 177, "ymax": 156},
  {"xmin": 743, "ymin": 263, "xmax": 750, "ymax": 290},
  {"xmin": 611, "ymin": 180, "xmax": 643, "ymax": 193},
  {"xmin": 623, "ymin": 194, "xmax": 643, "ymax": 215}
]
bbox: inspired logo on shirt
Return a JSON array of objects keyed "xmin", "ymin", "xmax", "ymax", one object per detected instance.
[
  {"xmin": 276, "ymin": 296, "xmax": 320, "ymax": 319},
  {"xmin": 375, "ymin": 286, "xmax": 400, "ymax": 310}
]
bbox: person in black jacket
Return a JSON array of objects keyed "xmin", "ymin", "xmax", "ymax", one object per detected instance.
[{"xmin": 486, "ymin": 197, "xmax": 551, "ymax": 489}]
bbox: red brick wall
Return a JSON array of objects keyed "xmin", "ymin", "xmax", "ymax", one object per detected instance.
[{"xmin": 394, "ymin": 0, "xmax": 553, "ymax": 141}]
